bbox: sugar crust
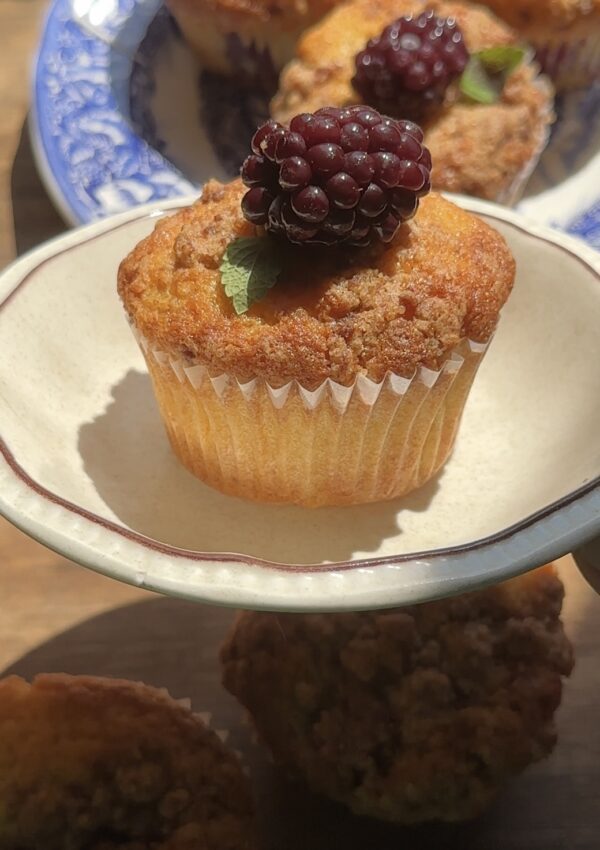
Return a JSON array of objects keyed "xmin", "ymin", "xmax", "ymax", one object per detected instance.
[
  {"xmin": 0, "ymin": 674, "xmax": 255, "ymax": 849},
  {"xmin": 118, "ymin": 179, "xmax": 515, "ymax": 388}
]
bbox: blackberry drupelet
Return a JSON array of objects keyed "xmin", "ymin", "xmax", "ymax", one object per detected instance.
[
  {"xmin": 241, "ymin": 107, "xmax": 431, "ymax": 247},
  {"xmin": 353, "ymin": 10, "xmax": 470, "ymax": 120}
]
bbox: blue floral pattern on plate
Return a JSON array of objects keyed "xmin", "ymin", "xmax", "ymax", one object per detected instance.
[
  {"xmin": 33, "ymin": 0, "xmax": 600, "ymax": 249},
  {"xmin": 33, "ymin": 0, "xmax": 194, "ymax": 223}
]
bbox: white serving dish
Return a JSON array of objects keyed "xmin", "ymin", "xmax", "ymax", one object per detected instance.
[{"xmin": 1, "ymin": 195, "xmax": 599, "ymax": 611}]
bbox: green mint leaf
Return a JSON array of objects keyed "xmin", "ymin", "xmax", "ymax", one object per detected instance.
[
  {"xmin": 460, "ymin": 46, "xmax": 525, "ymax": 105},
  {"xmin": 460, "ymin": 56, "xmax": 501, "ymax": 104},
  {"xmin": 478, "ymin": 46, "xmax": 526, "ymax": 75},
  {"xmin": 220, "ymin": 237, "xmax": 283, "ymax": 315}
]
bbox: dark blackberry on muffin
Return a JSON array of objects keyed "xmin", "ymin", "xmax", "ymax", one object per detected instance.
[
  {"xmin": 241, "ymin": 107, "xmax": 431, "ymax": 246},
  {"xmin": 353, "ymin": 11, "xmax": 470, "ymax": 121}
]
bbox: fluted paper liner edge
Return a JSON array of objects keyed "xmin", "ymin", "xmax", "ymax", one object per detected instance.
[
  {"xmin": 132, "ymin": 327, "xmax": 489, "ymax": 506},
  {"xmin": 534, "ymin": 31, "xmax": 600, "ymax": 88}
]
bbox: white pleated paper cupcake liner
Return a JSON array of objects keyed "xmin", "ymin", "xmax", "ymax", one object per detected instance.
[
  {"xmin": 132, "ymin": 324, "xmax": 489, "ymax": 506},
  {"xmin": 135, "ymin": 327, "xmax": 488, "ymax": 414}
]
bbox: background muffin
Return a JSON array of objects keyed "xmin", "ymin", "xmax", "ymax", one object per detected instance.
[
  {"xmin": 0, "ymin": 674, "xmax": 255, "ymax": 850},
  {"xmin": 167, "ymin": 0, "xmax": 340, "ymax": 85},
  {"xmin": 478, "ymin": 0, "xmax": 600, "ymax": 89},
  {"xmin": 272, "ymin": 0, "xmax": 554, "ymax": 203},
  {"xmin": 118, "ymin": 173, "xmax": 514, "ymax": 506},
  {"xmin": 221, "ymin": 565, "xmax": 574, "ymax": 824}
]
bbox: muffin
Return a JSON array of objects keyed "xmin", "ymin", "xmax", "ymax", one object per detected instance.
[
  {"xmin": 221, "ymin": 564, "xmax": 574, "ymax": 824},
  {"xmin": 478, "ymin": 0, "xmax": 600, "ymax": 89},
  {"xmin": 0, "ymin": 674, "xmax": 255, "ymax": 850},
  {"xmin": 272, "ymin": 0, "xmax": 554, "ymax": 203},
  {"xmin": 119, "ymin": 110, "xmax": 515, "ymax": 508},
  {"xmin": 166, "ymin": 0, "xmax": 340, "ymax": 84}
]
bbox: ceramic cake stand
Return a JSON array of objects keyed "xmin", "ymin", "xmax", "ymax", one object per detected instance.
[{"xmin": 1, "ymin": 196, "xmax": 599, "ymax": 611}]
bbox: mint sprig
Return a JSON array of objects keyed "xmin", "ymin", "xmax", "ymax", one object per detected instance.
[
  {"xmin": 460, "ymin": 46, "xmax": 526, "ymax": 105},
  {"xmin": 220, "ymin": 237, "xmax": 283, "ymax": 315}
]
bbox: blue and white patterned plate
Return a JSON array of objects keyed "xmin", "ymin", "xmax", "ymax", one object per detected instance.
[{"xmin": 32, "ymin": 0, "xmax": 600, "ymax": 247}]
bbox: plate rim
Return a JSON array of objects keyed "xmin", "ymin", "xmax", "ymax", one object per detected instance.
[{"xmin": 1, "ymin": 194, "xmax": 599, "ymax": 610}]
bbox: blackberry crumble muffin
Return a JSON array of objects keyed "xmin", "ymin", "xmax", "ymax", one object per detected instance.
[
  {"xmin": 272, "ymin": 0, "xmax": 554, "ymax": 202},
  {"xmin": 0, "ymin": 675, "xmax": 255, "ymax": 850},
  {"xmin": 118, "ymin": 109, "xmax": 514, "ymax": 505},
  {"xmin": 221, "ymin": 564, "xmax": 574, "ymax": 823}
]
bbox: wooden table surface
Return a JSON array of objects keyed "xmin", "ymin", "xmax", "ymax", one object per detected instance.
[{"xmin": 1, "ymin": 3, "xmax": 600, "ymax": 848}]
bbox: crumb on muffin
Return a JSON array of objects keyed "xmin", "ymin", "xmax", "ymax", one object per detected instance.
[
  {"xmin": 0, "ymin": 675, "xmax": 255, "ymax": 850},
  {"xmin": 118, "ymin": 178, "xmax": 514, "ymax": 389},
  {"xmin": 221, "ymin": 565, "xmax": 574, "ymax": 824},
  {"xmin": 271, "ymin": 0, "xmax": 554, "ymax": 202}
]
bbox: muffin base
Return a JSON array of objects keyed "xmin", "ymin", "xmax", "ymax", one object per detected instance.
[
  {"xmin": 138, "ymin": 335, "xmax": 488, "ymax": 507},
  {"xmin": 533, "ymin": 26, "xmax": 600, "ymax": 91},
  {"xmin": 167, "ymin": 0, "xmax": 298, "ymax": 83},
  {"xmin": 0, "ymin": 675, "xmax": 255, "ymax": 850}
]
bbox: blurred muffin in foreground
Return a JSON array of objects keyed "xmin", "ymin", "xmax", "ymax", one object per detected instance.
[
  {"xmin": 478, "ymin": 0, "xmax": 600, "ymax": 89},
  {"xmin": 272, "ymin": 0, "xmax": 554, "ymax": 203},
  {"xmin": 166, "ymin": 0, "xmax": 340, "ymax": 85},
  {"xmin": 0, "ymin": 675, "xmax": 255, "ymax": 850},
  {"xmin": 222, "ymin": 565, "xmax": 574, "ymax": 824}
]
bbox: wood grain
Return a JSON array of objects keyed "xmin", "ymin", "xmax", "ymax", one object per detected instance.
[
  {"xmin": 1, "ymin": 3, "xmax": 599, "ymax": 848},
  {"xmin": 0, "ymin": 1, "xmax": 64, "ymax": 268}
]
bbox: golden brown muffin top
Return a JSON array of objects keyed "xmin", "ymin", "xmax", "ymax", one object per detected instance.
[
  {"xmin": 167, "ymin": 0, "xmax": 339, "ymax": 26},
  {"xmin": 0, "ymin": 674, "xmax": 255, "ymax": 850},
  {"xmin": 272, "ymin": 0, "xmax": 554, "ymax": 201},
  {"xmin": 479, "ymin": 0, "xmax": 600, "ymax": 31},
  {"xmin": 119, "ymin": 179, "xmax": 514, "ymax": 388}
]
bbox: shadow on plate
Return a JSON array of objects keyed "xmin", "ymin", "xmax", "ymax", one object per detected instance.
[
  {"xmin": 77, "ymin": 369, "xmax": 441, "ymax": 565},
  {"xmin": 1, "ymin": 595, "xmax": 563, "ymax": 850}
]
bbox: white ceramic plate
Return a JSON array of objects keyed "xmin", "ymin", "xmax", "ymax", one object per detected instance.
[
  {"xmin": 1, "ymin": 195, "xmax": 600, "ymax": 611},
  {"xmin": 32, "ymin": 0, "xmax": 600, "ymax": 248}
]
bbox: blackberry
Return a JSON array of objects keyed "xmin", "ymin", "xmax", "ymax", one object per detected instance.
[
  {"xmin": 241, "ymin": 107, "xmax": 431, "ymax": 247},
  {"xmin": 352, "ymin": 10, "xmax": 470, "ymax": 120}
]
